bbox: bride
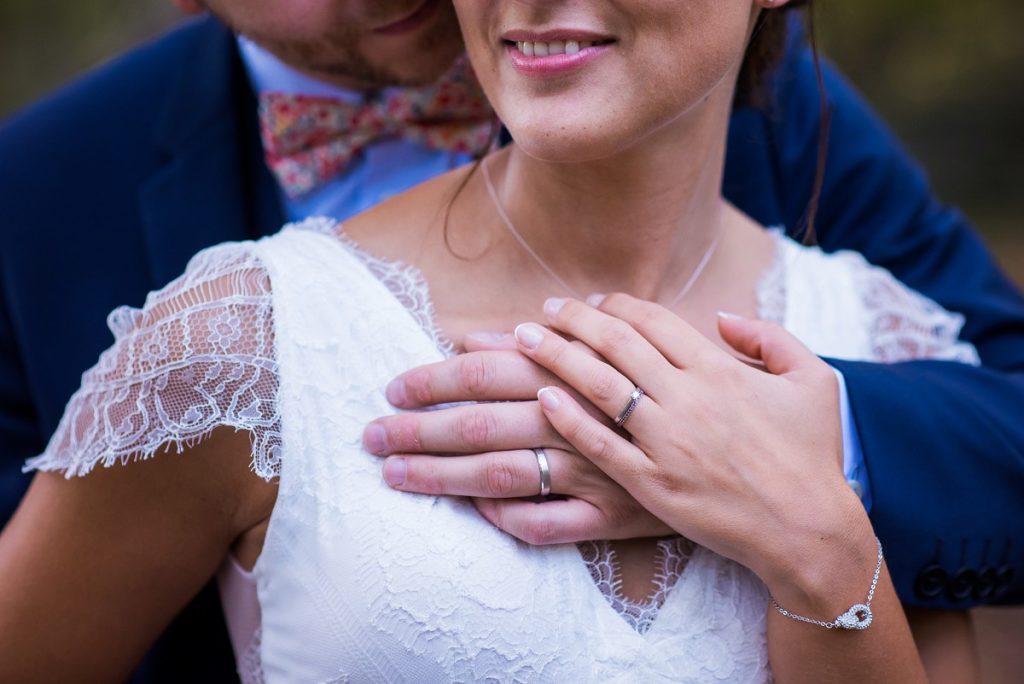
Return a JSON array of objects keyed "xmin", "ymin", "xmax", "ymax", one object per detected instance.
[{"xmin": 0, "ymin": 0, "xmax": 979, "ymax": 681}]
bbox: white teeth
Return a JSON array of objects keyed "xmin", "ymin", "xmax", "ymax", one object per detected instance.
[{"xmin": 515, "ymin": 40, "xmax": 597, "ymax": 57}]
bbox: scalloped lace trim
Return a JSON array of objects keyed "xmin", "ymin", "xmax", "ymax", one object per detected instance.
[
  {"xmin": 25, "ymin": 241, "xmax": 282, "ymax": 481},
  {"xmin": 579, "ymin": 538, "xmax": 695, "ymax": 634},
  {"xmin": 852, "ymin": 253, "xmax": 980, "ymax": 364}
]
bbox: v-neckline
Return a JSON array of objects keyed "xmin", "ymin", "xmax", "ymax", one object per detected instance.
[{"xmin": 310, "ymin": 219, "xmax": 785, "ymax": 636}]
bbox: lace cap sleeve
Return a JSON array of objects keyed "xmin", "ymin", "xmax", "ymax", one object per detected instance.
[
  {"xmin": 25, "ymin": 242, "xmax": 281, "ymax": 481},
  {"xmin": 842, "ymin": 247, "xmax": 982, "ymax": 365}
]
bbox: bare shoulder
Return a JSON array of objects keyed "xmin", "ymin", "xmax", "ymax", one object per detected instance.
[{"xmin": 342, "ymin": 161, "xmax": 480, "ymax": 258}]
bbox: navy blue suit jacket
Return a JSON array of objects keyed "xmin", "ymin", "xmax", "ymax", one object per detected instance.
[{"xmin": 2, "ymin": 16, "xmax": 1022, "ymax": 681}]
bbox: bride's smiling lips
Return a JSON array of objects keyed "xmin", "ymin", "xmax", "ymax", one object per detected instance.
[{"xmin": 501, "ymin": 28, "xmax": 616, "ymax": 77}]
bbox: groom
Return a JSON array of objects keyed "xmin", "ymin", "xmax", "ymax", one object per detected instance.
[{"xmin": 1, "ymin": 0, "xmax": 1021, "ymax": 680}]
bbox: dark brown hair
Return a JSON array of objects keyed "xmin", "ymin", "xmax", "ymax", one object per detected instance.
[{"xmin": 739, "ymin": 1, "xmax": 829, "ymax": 243}]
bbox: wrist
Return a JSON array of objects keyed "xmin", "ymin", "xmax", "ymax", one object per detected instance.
[{"xmin": 759, "ymin": 496, "xmax": 878, "ymax": 620}]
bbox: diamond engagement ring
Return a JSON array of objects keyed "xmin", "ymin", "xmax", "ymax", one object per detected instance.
[
  {"xmin": 614, "ymin": 386, "xmax": 645, "ymax": 428},
  {"xmin": 533, "ymin": 448, "xmax": 552, "ymax": 497}
]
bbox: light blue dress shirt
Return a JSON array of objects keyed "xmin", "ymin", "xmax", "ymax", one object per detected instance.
[{"xmin": 238, "ymin": 37, "xmax": 872, "ymax": 508}]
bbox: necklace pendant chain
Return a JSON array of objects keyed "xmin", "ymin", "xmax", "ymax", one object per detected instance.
[{"xmin": 482, "ymin": 157, "xmax": 720, "ymax": 308}]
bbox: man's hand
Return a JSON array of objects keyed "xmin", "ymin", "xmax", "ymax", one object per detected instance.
[{"xmin": 362, "ymin": 341, "xmax": 673, "ymax": 543}]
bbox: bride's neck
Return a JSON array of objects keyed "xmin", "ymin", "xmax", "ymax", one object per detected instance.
[{"xmin": 484, "ymin": 124, "xmax": 730, "ymax": 302}]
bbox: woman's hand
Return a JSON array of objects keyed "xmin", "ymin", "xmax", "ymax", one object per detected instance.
[{"xmin": 518, "ymin": 293, "xmax": 875, "ymax": 611}]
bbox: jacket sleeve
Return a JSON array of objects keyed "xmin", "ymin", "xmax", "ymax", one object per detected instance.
[
  {"xmin": 0, "ymin": 274, "xmax": 40, "ymax": 525},
  {"xmin": 770, "ymin": 27, "xmax": 1024, "ymax": 608}
]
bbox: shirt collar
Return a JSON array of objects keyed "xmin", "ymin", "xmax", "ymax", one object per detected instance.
[{"xmin": 237, "ymin": 35, "xmax": 365, "ymax": 103}]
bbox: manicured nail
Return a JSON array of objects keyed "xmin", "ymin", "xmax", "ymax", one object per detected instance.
[
  {"xmin": 537, "ymin": 387, "xmax": 561, "ymax": 411},
  {"xmin": 543, "ymin": 297, "xmax": 567, "ymax": 317},
  {"xmin": 586, "ymin": 293, "xmax": 607, "ymax": 307},
  {"xmin": 514, "ymin": 323, "xmax": 545, "ymax": 350},
  {"xmin": 465, "ymin": 331, "xmax": 510, "ymax": 343},
  {"xmin": 716, "ymin": 311, "xmax": 746, "ymax": 320},
  {"xmin": 363, "ymin": 422, "xmax": 389, "ymax": 455},
  {"xmin": 385, "ymin": 378, "xmax": 408, "ymax": 406},
  {"xmin": 383, "ymin": 457, "xmax": 407, "ymax": 487}
]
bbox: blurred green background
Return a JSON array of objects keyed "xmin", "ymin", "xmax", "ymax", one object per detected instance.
[{"xmin": 0, "ymin": 0, "xmax": 1020, "ymax": 283}]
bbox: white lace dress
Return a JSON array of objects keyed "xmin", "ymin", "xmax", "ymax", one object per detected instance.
[{"xmin": 27, "ymin": 218, "xmax": 979, "ymax": 683}]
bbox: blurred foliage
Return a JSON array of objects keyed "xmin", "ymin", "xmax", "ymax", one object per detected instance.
[{"xmin": 0, "ymin": 0, "xmax": 1020, "ymax": 280}]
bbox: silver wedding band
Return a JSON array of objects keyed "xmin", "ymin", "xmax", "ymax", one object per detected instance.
[
  {"xmin": 614, "ymin": 386, "xmax": 645, "ymax": 428},
  {"xmin": 533, "ymin": 447, "xmax": 552, "ymax": 497}
]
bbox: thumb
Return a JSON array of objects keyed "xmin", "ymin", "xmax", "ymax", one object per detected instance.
[
  {"xmin": 717, "ymin": 313, "xmax": 818, "ymax": 376},
  {"xmin": 462, "ymin": 331, "xmax": 517, "ymax": 352}
]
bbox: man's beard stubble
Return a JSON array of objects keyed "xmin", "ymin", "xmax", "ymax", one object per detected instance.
[{"xmin": 205, "ymin": 1, "xmax": 465, "ymax": 89}]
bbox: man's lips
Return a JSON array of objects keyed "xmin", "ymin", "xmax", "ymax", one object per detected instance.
[{"xmin": 373, "ymin": 0, "xmax": 441, "ymax": 35}]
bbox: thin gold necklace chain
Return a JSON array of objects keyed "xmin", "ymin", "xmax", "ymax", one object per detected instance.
[{"xmin": 481, "ymin": 157, "xmax": 721, "ymax": 309}]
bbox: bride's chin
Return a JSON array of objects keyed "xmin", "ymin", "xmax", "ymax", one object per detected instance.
[{"xmin": 506, "ymin": 125, "xmax": 633, "ymax": 166}]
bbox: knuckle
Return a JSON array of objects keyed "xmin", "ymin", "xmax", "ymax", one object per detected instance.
[
  {"xmin": 523, "ymin": 518, "xmax": 560, "ymax": 546},
  {"xmin": 602, "ymin": 292, "xmax": 632, "ymax": 311},
  {"xmin": 558, "ymin": 298, "xmax": 587, "ymax": 322},
  {"xmin": 403, "ymin": 368, "xmax": 434, "ymax": 405},
  {"xmin": 541, "ymin": 335, "xmax": 568, "ymax": 367},
  {"xmin": 589, "ymin": 370, "xmax": 620, "ymax": 403},
  {"xmin": 596, "ymin": 319, "xmax": 635, "ymax": 353},
  {"xmin": 386, "ymin": 415, "xmax": 422, "ymax": 452},
  {"xmin": 409, "ymin": 460, "xmax": 444, "ymax": 495},
  {"xmin": 573, "ymin": 424, "xmax": 614, "ymax": 463},
  {"xmin": 456, "ymin": 354, "xmax": 497, "ymax": 395},
  {"xmin": 601, "ymin": 499, "xmax": 637, "ymax": 529},
  {"xmin": 481, "ymin": 455, "xmax": 520, "ymax": 497},
  {"xmin": 455, "ymin": 409, "xmax": 500, "ymax": 451},
  {"xmin": 589, "ymin": 433, "xmax": 615, "ymax": 463},
  {"xmin": 634, "ymin": 303, "xmax": 664, "ymax": 332}
]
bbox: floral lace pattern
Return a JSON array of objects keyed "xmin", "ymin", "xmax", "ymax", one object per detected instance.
[
  {"xmin": 855, "ymin": 256, "xmax": 980, "ymax": 364},
  {"xmin": 27, "ymin": 243, "xmax": 282, "ymax": 480},
  {"xmin": 26, "ymin": 218, "xmax": 980, "ymax": 682}
]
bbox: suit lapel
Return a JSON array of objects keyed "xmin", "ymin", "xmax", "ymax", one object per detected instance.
[{"xmin": 139, "ymin": 18, "xmax": 284, "ymax": 287}]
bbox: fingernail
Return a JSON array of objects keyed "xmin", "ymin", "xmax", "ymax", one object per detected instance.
[
  {"xmin": 385, "ymin": 379, "xmax": 408, "ymax": 406},
  {"xmin": 537, "ymin": 387, "xmax": 561, "ymax": 411},
  {"xmin": 716, "ymin": 311, "xmax": 746, "ymax": 320},
  {"xmin": 363, "ymin": 422, "xmax": 389, "ymax": 455},
  {"xmin": 543, "ymin": 297, "xmax": 567, "ymax": 317},
  {"xmin": 465, "ymin": 331, "xmax": 510, "ymax": 343},
  {"xmin": 383, "ymin": 457, "xmax": 407, "ymax": 487},
  {"xmin": 514, "ymin": 323, "xmax": 545, "ymax": 350},
  {"xmin": 586, "ymin": 293, "xmax": 607, "ymax": 307}
]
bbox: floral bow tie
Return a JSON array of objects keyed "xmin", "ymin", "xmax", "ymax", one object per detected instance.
[{"xmin": 259, "ymin": 55, "xmax": 495, "ymax": 198}]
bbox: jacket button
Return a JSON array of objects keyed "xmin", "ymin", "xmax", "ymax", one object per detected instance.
[
  {"xmin": 947, "ymin": 568, "xmax": 978, "ymax": 602},
  {"xmin": 994, "ymin": 565, "xmax": 1016, "ymax": 597},
  {"xmin": 914, "ymin": 565, "xmax": 947, "ymax": 599},
  {"xmin": 973, "ymin": 568, "xmax": 998, "ymax": 601}
]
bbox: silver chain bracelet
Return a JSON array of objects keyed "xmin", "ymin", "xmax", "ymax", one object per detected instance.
[{"xmin": 770, "ymin": 536, "xmax": 883, "ymax": 630}]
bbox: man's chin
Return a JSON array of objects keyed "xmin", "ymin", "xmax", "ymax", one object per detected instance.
[{"xmin": 310, "ymin": 48, "xmax": 464, "ymax": 89}]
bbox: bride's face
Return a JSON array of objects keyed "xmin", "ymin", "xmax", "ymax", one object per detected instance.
[{"xmin": 453, "ymin": 0, "xmax": 766, "ymax": 162}]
